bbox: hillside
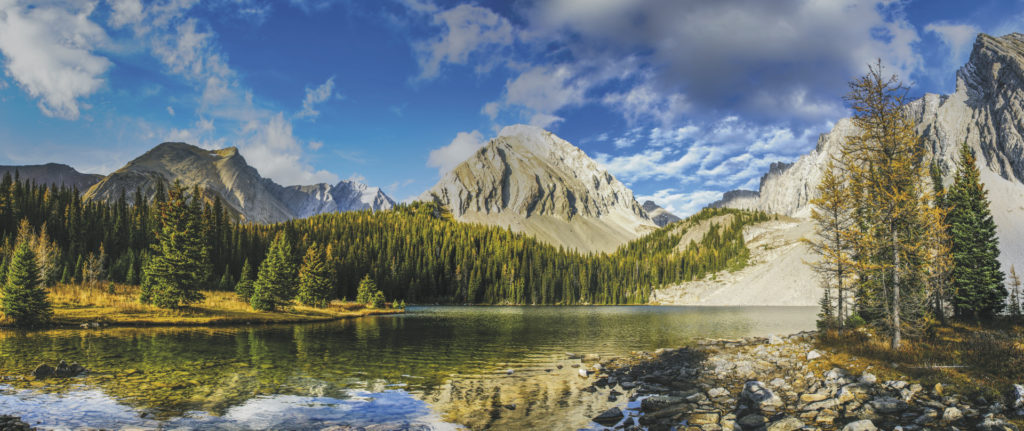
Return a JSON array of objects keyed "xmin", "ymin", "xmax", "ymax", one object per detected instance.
[{"xmin": 0, "ymin": 163, "xmax": 102, "ymax": 192}]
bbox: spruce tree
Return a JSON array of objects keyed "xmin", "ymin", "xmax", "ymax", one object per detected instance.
[
  {"xmin": 2, "ymin": 239, "xmax": 52, "ymax": 327},
  {"xmin": 947, "ymin": 142, "xmax": 1006, "ymax": 320},
  {"xmin": 356, "ymin": 274, "xmax": 377, "ymax": 305},
  {"xmin": 140, "ymin": 182, "xmax": 209, "ymax": 308},
  {"xmin": 1008, "ymin": 266, "xmax": 1022, "ymax": 320},
  {"xmin": 297, "ymin": 242, "xmax": 333, "ymax": 308},
  {"xmin": 235, "ymin": 259, "xmax": 255, "ymax": 301},
  {"xmin": 250, "ymin": 232, "xmax": 298, "ymax": 311}
]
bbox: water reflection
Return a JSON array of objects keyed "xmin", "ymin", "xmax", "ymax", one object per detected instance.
[{"xmin": 0, "ymin": 306, "xmax": 816, "ymax": 429}]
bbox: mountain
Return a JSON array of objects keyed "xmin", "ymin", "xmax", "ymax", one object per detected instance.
[
  {"xmin": 642, "ymin": 200, "xmax": 682, "ymax": 227},
  {"xmin": 275, "ymin": 180, "xmax": 396, "ymax": 218},
  {"xmin": 711, "ymin": 32, "xmax": 1024, "ymax": 276},
  {"xmin": 420, "ymin": 124, "xmax": 657, "ymax": 253},
  {"xmin": 0, "ymin": 163, "xmax": 103, "ymax": 192},
  {"xmin": 83, "ymin": 142, "xmax": 394, "ymax": 223}
]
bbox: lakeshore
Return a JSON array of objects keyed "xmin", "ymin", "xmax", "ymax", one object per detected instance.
[
  {"xmin": 584, "ymin": 328, "xmax": 1024, "ymax": 431},
  {"xmin": 0, "ymin": 283, "xmax": 403, "ymax": 329}
]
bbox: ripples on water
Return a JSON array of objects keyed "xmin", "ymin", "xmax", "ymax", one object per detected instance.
[{"xmin": 0, "ymin": 305, "xmax": 816, "ymax": 429}]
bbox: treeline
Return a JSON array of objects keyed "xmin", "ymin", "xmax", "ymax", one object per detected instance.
[
  {"xmin": 0, "ymin": 168, "xmax": 768, "ymax": 315},
  {"xmin": 808, "ymin": 63, "xmax": 1009, "ymax": 348}
]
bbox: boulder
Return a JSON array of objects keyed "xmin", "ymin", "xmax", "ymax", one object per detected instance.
[
  {"xmin": 708, "ymin": 387, "xmax": 730, "ymax": 398},
  {"xmin": 807, "ymin": 350, "xmax": 823, "ymax": 360},
  {"xmin": 860, "ymin": 372, "xmax": 877, "ymax": 384},
  {"xmin": 593, "ymin": 407, "xmax": 623, "ymax": 426},
  {"xmin": 766, "ymin": 417, "xmax": 804, "ymax": 431},
  {"xmin": 942, "ymin": 406, "xmax": 963, "ymax": 422},
  {"xmin": 688, "ymin": 411, "xmax": 721, "ymax": 425},
  {"xmin": 870, "ymin": 397, "xmax": 909, "ymax": 414},
  {"xmin": 737, "ymin": 413, "xmax": 766, "ymax": 428},
  {"xmin": 1014, "ymin": 384, "xmax": 1024, "ymax": 409},
  {"xmin": 742, "ymin": 381, "xmax": 784, "ymax": 410},
  {"xmin": 842, "ymin": 419, "xmax": 878, "ymax": 431},
  {"xmin": 32, "ymin": 363, "xmax": 54, "ymax": 379}
]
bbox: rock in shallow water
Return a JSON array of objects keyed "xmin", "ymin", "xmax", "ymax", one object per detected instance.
[{"xmin": 593, "ymin": 407, "xmax": 623, "ymax": 426}]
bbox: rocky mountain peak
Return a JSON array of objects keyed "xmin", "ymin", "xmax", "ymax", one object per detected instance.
[
  {"xmin": 642, "ymin": 200, "xmax": 682, "ymax": 228},
  {"xmin": 422, "ymin": 125, "xmax": 656, "ymax": 252}
]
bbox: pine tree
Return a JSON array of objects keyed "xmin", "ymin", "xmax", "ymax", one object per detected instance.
[
  {"xmin": 356, "ymin": 274, "xmax": 377, "ymax": 305},
  {"xmin": 218, "ymin": 265, "xmax": 234, "ymax": 291},
  {"xmin": 235, "ymin": 259, "xmax": 255, "ymax": 301},
  {"xmin": 2, "ymin": 239, "xmax": 51, "ymax": 327},
  {"xmin": 1008, "ymin": 266, "xmax": 1022, "ymax": 320},
  {"xmin": 250, "ymin": 231, "xmax": 298, "ymax": 311},
  {"xmin": 297, "ymin": 242, "xmax": 333, "ymax": 308},
  {"xmin": 947, "ymin": 141, "xmax": 1006, "ymax": 321},
  {"xmin": 140, "ymin": 182, "xmax": 209, "ymax": 308}
]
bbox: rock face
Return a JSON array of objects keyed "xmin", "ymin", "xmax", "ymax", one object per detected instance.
[
  {"xmin": 712, "ymin": 32, "xmax": 1024, "ymax": 270},
  {"xmin": 84, "ymin": 142, "xmax": 393, "ymax": 223},
  {"xmin": 0, "ymin": 163, "xmax": 103, "ymax": 192},
  {"xmin": 420, "ymin": 125, "xmax": 657, "ymax": 253},
  {"xmin": 642, "ymin": 200, "xmax": 682, "ymax": 227}
]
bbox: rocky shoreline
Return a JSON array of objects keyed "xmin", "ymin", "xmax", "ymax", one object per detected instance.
[{"xmin": 584, "ymin": 332, "xmax": 1021, "ymax": 431}]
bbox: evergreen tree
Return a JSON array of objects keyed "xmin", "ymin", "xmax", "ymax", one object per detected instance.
[
  {"xmin": 235, "ymin": 259, "xmax": 255, "ymax": 301},
  {"xmin": 947, "ymin": 142, "xmax": 1006, "ymax": 320},
  {"xmin": 356, "ymin": 274, "xmax": 377, "ymax": 305},
  {"xmin": 218, "ymin": 265, "xmax": 234, "ymax": 291},
  {"xmin": 1008, "ymin": 266, "xmax": 1022, "ymax": 320},
  {"xmin": 250, "ymin": 231, "xmax": 298, "ymax": 311},
  {"xmin": 2, "ymin": 239, "xmax": 51, "ymax": 327},
  {"xmin": 140, "ymin": 182, "xmax": 209, "ymax": 308},
  {"xmin": 297, "ymin": 242, "xmax": 333, "ymax": 308}
]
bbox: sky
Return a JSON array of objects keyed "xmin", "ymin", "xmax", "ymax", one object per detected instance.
[{"xmin": 0, "ymin": 0, "xmax": 1022, "ymax": 214}]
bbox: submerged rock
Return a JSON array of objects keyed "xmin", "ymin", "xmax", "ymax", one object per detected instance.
[{"xmin": 593, "ymin": 407, "xmax": 623, "ymax": 426}]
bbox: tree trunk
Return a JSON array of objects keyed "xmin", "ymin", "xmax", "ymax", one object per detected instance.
[{"xmin": 891, "ymin": 226, "xmax": 901, "ymax": 350}]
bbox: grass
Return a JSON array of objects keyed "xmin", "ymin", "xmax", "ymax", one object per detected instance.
[
  {"xmin": 813, "ymin": 322, "xmax": 1024, "ymax": 400},
  {"xmin": 0, "ymin": 283, "xmax": 402, "ymax": 328}
]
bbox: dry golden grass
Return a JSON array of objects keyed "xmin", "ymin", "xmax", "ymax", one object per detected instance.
[
  {"xmin": 0, "ymin": 283, "xmax": 401, "ymax": 328},
  {"xmin": 814, "ymin": 323, "xmax": 1024, "ymax": 399}
]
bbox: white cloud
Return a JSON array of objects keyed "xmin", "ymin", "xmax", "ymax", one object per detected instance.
[
  {"xmin": 166, "ymin": 106, "xmax": 175, "ymax": 116},
  {"xmin": 107, "ymin": 0, "xmax": 143, "ymax": 28},
  {"xmin": 0, "ymin": 1, "xmax": 112, "ymax": 119},
  {"xmin": 308, "ymin": 140, "xmax": 323, "ymax": 151},
  {"xmin": 238, "ymin": 113, "xmax": 339, "ymax": 186},
  {"xmin": 637, "ymin": 189, "xmax": 724, "ymax": 217},
  {"xmin": 602, "ymin": 84, "xmax": 689, "ymax": 127},
  {"xmin": 925, "ymin": 21, "xmax": 979, "ymax": 67},
  {"xmin": 596, "ymin": 118, "xmax": 827, "ymax": 189},
  {"xmin": 427, "ymin": 130, "xmax": 486, "ymax": 174},
  {"xmin": 295, "ymin": 76, "xmax": 336, "ymax": 120},
  {"xmin": 413, "ymin": 3, "xmax": 515, "ymax": 80}
]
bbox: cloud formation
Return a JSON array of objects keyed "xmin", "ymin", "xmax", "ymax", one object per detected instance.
[
  {"xmin": 0, "ymin": 1, "xmax": 112, "ymax": 119},
  {"xmin": 427, "ymin": 130, "xmax": 485, "ymax": 174},
  {"xmin": 295, "ymin": 76, "xmax": 337, "ymax": 120},
  {"xmin": 413, "ymin": 4, "xmax": 515, "ymax": 80}
]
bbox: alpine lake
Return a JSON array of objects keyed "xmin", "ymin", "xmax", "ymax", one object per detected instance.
[{"xmin": 0, "ymin": 306, "xmax": 816, "ymax": 430}]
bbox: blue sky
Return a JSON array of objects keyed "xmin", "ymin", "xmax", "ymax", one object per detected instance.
[{"xmin": 0, "ymin": 0, "xmax": 1022, "ymax": 214}]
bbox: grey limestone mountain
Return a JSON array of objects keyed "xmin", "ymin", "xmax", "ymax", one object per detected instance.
[
  {"xmin": 82, "ymin": 142, "xmax": 394, "ymax": 223},
  {"xmin": 642, "ymin": 200, "xmax": 682, "ymax": 227},
  {"xmin": 0, "ymin": 163, "xmax": 103, "ymax": 192},
  {"xmin": 420, "ymin": 124, "xmax": 657, "ymax": 253},
  {"xmin": 711, "ymin": 32, "xmax": 1024, "ymax": 272},
  {"xmin": 656, "ymin": 33, "xmax": 1024, "ymax": 306}
]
